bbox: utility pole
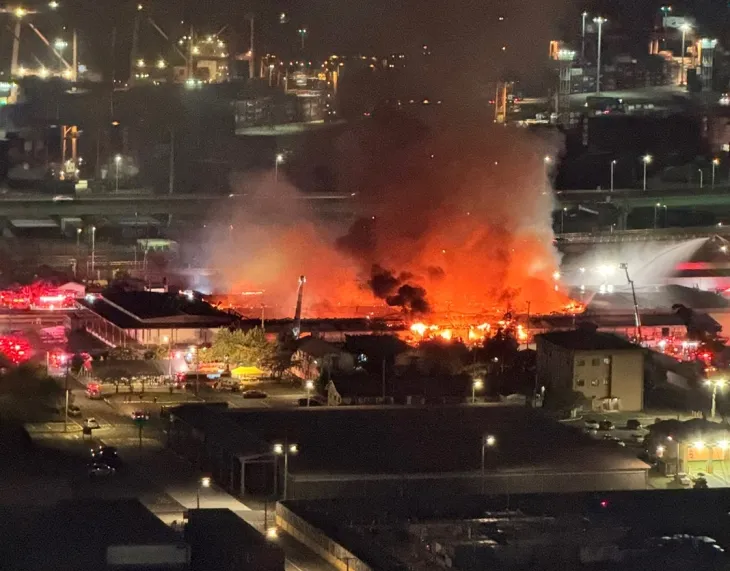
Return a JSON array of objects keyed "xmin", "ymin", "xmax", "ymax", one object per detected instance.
[
  {"xmin": 168, "ymin": 129, "xmax": 175, "ymax": 195},
  {"xmin": 72, "ymin": 28, "xmax": 77, "ymax": 81},
  {"xmin": 129, "ymin": 6, "xmax": 141, "ymax": 85},
  {"xmin": 593, "ymin": 17, "xmax": 607, "ymax": 93},
  {"xmin": 248, "ymin": 15, "xmax": 255, "ymax": 79}
]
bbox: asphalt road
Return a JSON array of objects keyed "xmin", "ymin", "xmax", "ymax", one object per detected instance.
[{"xmin": 16, "ymin": 381, "xmax": 336, "ymax": 571}]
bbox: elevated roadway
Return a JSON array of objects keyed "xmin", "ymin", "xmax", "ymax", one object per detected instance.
[
  {"xmin": 0, "ymin": 192, "xmax": 354, "ymax": 218},
  {"xmin": 556, "ymin": 185, "xmax": 730, "ymax": 210}
]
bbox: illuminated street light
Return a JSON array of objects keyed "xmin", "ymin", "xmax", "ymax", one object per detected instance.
[
  {"xmin": 136, "ymin": 58, "xmax": 145, "ymax": 68},
  {"xmin": 593, "ymin": 17, "xmax": 607, "ymax": 93},
  {"xmin": 304, "ymin": 379, "xmax": 314, "ymax": 406},
  {"xmin": 196, "ymin": 475, "xmax": 211, "ymax": 508},
  {"xmin": 273, "ymin": 442, "xmax": 298, "ymax": 500},
  {"xmin": 679, "ymin": 23, "xmax": 692, "ymax": 86},
  {"xmin": 90, "ymin": 225, "xmax": 96, "ymax": 275},
  {"xmin": 156, "ymin": 59, "xmax": 166, "ymax": 69},
  {"xmin": 48, "ymin": 0, "xmax": 59, "ymax": 8},
  {"xmin": 53, "ymin": 38, "xmax": 67, "ymax": 52},
  {"xmin": 472, "ymin": 378, "xmax": 483, "ymax": 404},
  {"xmin": 712, "ymin": 158, "xmax": 720, "ymax": 189},
  {"xmin": 14, "ymin": 7, "xmax": 27, "ymax": 17},
  {"xmin": 693, "ymin": 440, "xmax": 705, "ymax": 450},
  {"xmin": 642, "ymin": 154, "xmax": 652, "ymax": 191},
  {"xmin": 274, "ymin": 152, "xmax": 284, "ymax": 183},
  {"xmin": 656, "ymin": 445, "xmax": 665, "ymax": 456},
  {"xmin": 610, "ymin": 159, "xmax": 617, "ymax": 192},
  {"xmin": 114, "ymin": 154, "xmax": 122, "ymax": 192},
  {"xmin": 297, "ymin": 27, "xmax": 308, "ymax": 50},
  {"xmin": 705, "ymin": 378, "xmax": 726, "ymax": 419},
  {"xmin": 480, "ymin": 434, "xmax": 496, "ymax": 494},
  {"xmin": 581, "ymin": 11, "xmax": 588, "ymax": 60}
]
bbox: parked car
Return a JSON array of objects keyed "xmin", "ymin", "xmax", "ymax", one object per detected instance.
[
  {"xmin": 242, "ymin": 390, "xmax": 268, "ymax": 399},
  {"xmin": 631, "ymin": 433, "xmax": 645, "ymax": 443},
  {"xmin": 131, "ymin": 410, "xmax": 149, "ymax": 421},
  {"xmin": 67, "ymin": 405, "xmax": 82, "ymax": 417},
  {"xmin": 598, "ymin": 420, "xmax": 615, "ymax": 431},
  {"xmin": 88, "ymin": 463, "xmax": 115, "ymax": 477},
  {"xmin": 83, "ymin": 417, "xmax": 100, "ymax": 429},
  {"xmin": 676, "ymin": 472, "xmax": 692, "ymax": 487},
  {"xmin": 626, "ymin": 419, "xmax": 643, "ymax": 430},
  {"xmin": 585, "ymin": 419, "xmax": 600, "ymax": 430},
  {"xmin": 298, "ymin": 397, "xmax": 324, "ymax": 406},
  {"xmin": 91, "ymin": 446, "xmax": 120, "ymax": 468}
]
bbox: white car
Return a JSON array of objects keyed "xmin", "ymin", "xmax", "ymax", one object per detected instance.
[
  {"xmin": 52, "ymin": 195, "xmax": 74, "ymax": 201},
  {"xmin": 88, "ymin": 463, "xmax": 115, "ymax": 477},
  {"xmin": 83, "ymin": 417, "xmax": 100, "ymax": 429},
  {"xmin": 585, "ymin": 419, "xmax": 600, "ymax": 430},
  {"xmin": 676, "ymin": 473, "xmax": 692, "ymax": 487}
]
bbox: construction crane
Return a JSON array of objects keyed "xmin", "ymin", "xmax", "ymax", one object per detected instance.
[{"xmin": 292, "ymin": 275, "xmax": 305, "ymax": 339}]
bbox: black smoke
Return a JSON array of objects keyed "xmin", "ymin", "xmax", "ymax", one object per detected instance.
[{"xmin": 368, "ymin": 264, "xmax": 430, "ymax": 315}]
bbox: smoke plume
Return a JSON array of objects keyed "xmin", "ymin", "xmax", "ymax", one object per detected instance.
[{"xmin": 202, "ymin": 113, "xmax": 568, "ymax": 319}]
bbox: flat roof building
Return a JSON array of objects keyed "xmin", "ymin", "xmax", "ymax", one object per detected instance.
[
  {"xmin": 536, "ymin": 330, "xmax": 644, "ymax": 412},
  {"xmin": 168, "ymin": 404, "xmax": 649, "ymax": 501}
]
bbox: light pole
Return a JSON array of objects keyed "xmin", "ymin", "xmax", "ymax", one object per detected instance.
[
  {"xmin": 163, "ymin": 335, "xmax": 172, "ymax": 379},
  {"xmin": 581, "ymin": 11, "xmax": 588, "ymax": 61},
  {"xmin": 90, "ymin": 225, "xmax": 96, "ymax": 276},
  {"xmin": 543, "ymin": 155, "xmax": 552, "ymax": 195},
  {"xmin": 114, "ymin": 154, "xmax": 122, "ymax": 192},
  {"xmin": 297, "ymin": 27, "xmax": 307, "ymax": 50},
  {"xmin": 480, "ymin": 434, "xmax": 496, "ymax": 494},
  {"xmin": 705, "ymin": 378, "xmax": 726, "ymax": 419},
  {"xmin": 60, "ymin": 354, "xmax": 69, "ymax": 432},
  {"xmin": 610, "ymin": 159, "xmax": 616, "ymax": 192},
  {"xmin": 698, "ymin": 168, "xmax": 704, "ymax": 189},
  {"xmin": 642, "ymin": 154, "xmax": 652, "ymax": 190},
  {"xmin": 305, "ymin": 379, "xmax": 314, "ymax": 406},
  {"xmin": 196, "ymin": 476, "xmax": 211, "ymax": 509},
  {"xmin": 712, "ymin": 158, "xmax": 720, "ymax": 189},
  {"xmin": 593, "ymin": 17, "xmax": 607, "ymax": 93},
  {"xmin": 560, "ymin": 207, "xmax": 567, "ymax": 233},
  {"xmin": 654, "ymin": 202, "xmax": 660, "ymax": 228},
  {"xmin": 472, "ymin": 378, "xmax": 483, "ymax": 404},
  {"xmin": 273, "ymin": 442, "xmax": 298, "ymax": 500},
  {"xmin": 275, "ymin": 153, "xmax": 284, "ymax": 182},
  {"xmin": 75, "ymin": 227, "xmax": 81, "ymax": 273},
  {"xmin": 679, "ymin": 23, "xmax": 691, "ymax": 86}
]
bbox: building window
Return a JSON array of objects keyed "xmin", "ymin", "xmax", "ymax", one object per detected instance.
[
  {"xmin": 603, "ymin": 378, "xmax": 610, "ymax": 385},
  {"xmin": 591, "ymin": 358, "xmax": 600, "ymax": 366},
  {"xmin": 591, "ymin": 379, "xmax": 599, "ymax": 386},
  {"xmin": 577, "ymin": 359, "xmax": 585, "ymax": 366},
  {"xmin": 576, "ymin": 379, "xmax": 585, "ymax": 387},
  {"xmin": 603, "ymin": 357, "xmax": 611, "ymax": 364}
]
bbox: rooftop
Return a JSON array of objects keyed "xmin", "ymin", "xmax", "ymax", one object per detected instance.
[{"xmin": 537, "ymin": 330, "xmax": 640, "ymax": 351}]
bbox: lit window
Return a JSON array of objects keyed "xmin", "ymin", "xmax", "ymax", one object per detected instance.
[
  {"xmin": 591, "ymin": 379, "xmax": 599, "ymax": 387},
  {"xmin": 603, "ymin": 378, "xmax": 609, "ymax": 385},
  {"xmin": 603, "ymin": 357, "xmax": 611, "ymax": 364}
]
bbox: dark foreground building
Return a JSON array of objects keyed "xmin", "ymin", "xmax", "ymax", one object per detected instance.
[{"xmin": 168, "ymin": 404, "xmax": 649, "ymax": 500}]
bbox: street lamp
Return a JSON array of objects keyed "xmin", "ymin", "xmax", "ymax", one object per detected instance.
[
  {"xmin": 297, "ymin": 27, "xmax": 307, "ymax": 50},
  {"xmin": 642, "ymin": 154, "xmax": 652, "ymax": 190},
  {"xmin": 273, "ymin": 442, "xmax": 298, "ymax": 500},
  {"xmin": 593, "ymin": 17, "xmax": 607, "ymax": 93},
  {"xmin": 610, "ymin": 159, "xmax": 616, "ymax": 192},
  {"xmin": 90, "ymin": 225, "xmax": 96, "ymax": 276},
  {"xmin": 114, "ymin": 154, "xmax": 122, "ymax": 192},
  {"xmin": 53, "ymin": 38, "xmax": 67, "ymax": 52},
  {"xmin": 543, "ymin": 155, "xmax": 552, "ymax": 195},
  {"xmin": 75, "ymin": 226, "xmax": 81, "ymax": 269},
  {"xmin": 713, "ymin": 158, "xmax": 720, "ymax": 189},
  {"xmin": 197, "ymin": 475, "xmax": 211, "ymax": 509},
  {"xmin": 698, "ymin": 168, "xmax": 704, "ymax": 189},
  {"xmin": 275, "ymin": 153, "xmax": 284, "ymax": 182},
  {"xmin": 163, "ymin": 335, "xmax": 172, "ymax": 379},
  {"xmin": 654, "ymin": 202, "xmax": 661, "ymax": 228},
  {"xmin": 304, "ymin": 379, "xmax": 314, "ymax": 406},
  {"xmin": 679, "ymin": 23, "xmax": 691, "ymax": 86},
  {"xmin": 472, "ymin": 378, "xmax": 483, "ymax": 404},
  {"xmin": 480, "ymin": 434, "xmax": 496, "ymax": 494},
  {"xmin": 705, "ymin": 378, "xmax": 726, "ymax": 419},
  {"xmin": 560, "ymin": 207, "xmax": 567, "ymax": 233},
  {"xmin": 581, "ymin": 11, "xmax": 588, "ymax": 60}
]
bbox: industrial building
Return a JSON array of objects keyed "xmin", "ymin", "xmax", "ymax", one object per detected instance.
[
  {"xmin": 536, "ymin": 330, "xmax": 644, "ymax": 411},
  {"xmin": 75, "ymin": 290, "xmax": 237, "ymax": 348},
  {"xmin": 167, "ymin": 404, "xmax": 649, "ymax": 501}
]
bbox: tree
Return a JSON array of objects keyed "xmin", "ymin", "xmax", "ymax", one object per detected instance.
[
  {"xmin": 0, "ymin": 364, "xmax": 66, "ymax": 410},
  {"xmin": 207, "ymin": 328, "xmax": 277, "ymax": 369}
]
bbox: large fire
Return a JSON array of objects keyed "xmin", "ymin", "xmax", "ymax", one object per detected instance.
[{"xmin": 206, "ymin": 121, "xmax": 575, "ymax": 320}]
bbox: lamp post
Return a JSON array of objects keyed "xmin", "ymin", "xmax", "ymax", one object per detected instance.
[
  {"xmin": 581, "ymin": 11, "xmax": 588, "ymax": 61},
  {"xmin": 642, "ymin": 154, "xmax": 652, "ymax": 190},
  {"xmin": 480, "ymin": 434, "xmax": 496, "ymax": 494},
  {"xmin": 197, "ymin": 476, "xmax": 211, "ymax": 509},
  {"xmin": 610, "ymin": 159, "xmax": 616, "ymax": 192},
  {"xmin": 273, "ymin": 442, "xmax": 298, "ymax": 500},
  {"xmin": 90, "ymin": 225, "xmax": 96, "ymax": 276},
  {"xmin": 705, "ymin": 378, "xmax": 726, "ymax": 419},
  {"xmin": 654, "ymin": 202, "xmax": 661, "ymax": 228},
  {"xmin": 163, "ymin": 335, "xmax": 172, "ymax": 379},
  {"xmin": 543, "ymin": 156, "xmax": 552, "ymax": 195},
  {"xmin": 679, "ymin": 23, "xmax": 691, "ymax": 86},
  {"xmin": 593, "ymin": 17, "xmax": 607, "ymax": 93},
  {"xmin": 275, "ymin": 153, "xmax": 284, "ymax": 182},
  {"xmin": 305, "ymin": 379, "xmax": 314, "ymax": 406},
  {"xmin": 560, "ymin": 207, "xmax": 567, "ymax": 233},
  {"xmin": 114, "ymin": 154, "xmax": 122, "ymax": 192},
  {"xmin": 712, "ymin": 158, "xmax": 720, "ymax": 189},
  {"xmin": 75, "ymin": 227, "xmax": 81, "ymax": 274},
  {"xmin": 297, "ymin": 27, "xmax": 307, "ymax": 50},
  {"xmin": 472, "ymin": 378, "xmax": 483, "ymax": 404},
  {"xmin": 698, "ymin": 168, "xmax": 704, "ymax": 189}
]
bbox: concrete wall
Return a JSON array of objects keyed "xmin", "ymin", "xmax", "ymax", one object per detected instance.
[
  {"xmin": 287, "ymin": 469, "xmax": 648, "ymax": 500},
  {"xmin": 536, "ymin": 337, "xmax": 574, "ymax": 391},
  {"xmin": 275, "ymin": 503, "xmax": 373, "ymax": 571},
  {"xmin": 609, "ymin": 351, "xmax": 644, "ymax": 411}
]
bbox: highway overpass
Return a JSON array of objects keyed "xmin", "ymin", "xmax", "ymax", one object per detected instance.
[{"xmin": 0, "ymin": 192, "xmax": 355, "ymax": 218}]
